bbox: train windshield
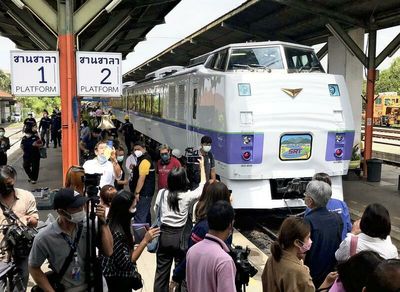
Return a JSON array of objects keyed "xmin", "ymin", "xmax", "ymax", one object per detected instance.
[
  {"xmin": 284, "ymin": 47, "xmax": 324, "ymax": 73},
  {"xmin": 227, "ymin": 47, "xmax": 284, "ymax": 70}
]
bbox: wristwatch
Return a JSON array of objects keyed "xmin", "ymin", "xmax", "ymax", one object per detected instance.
[{"xmin": 102, "ymin": 218, "xmax": 110, "ymax": 225}]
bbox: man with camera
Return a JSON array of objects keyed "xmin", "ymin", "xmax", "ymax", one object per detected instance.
[
  {"xmin": 0, "ymin": 165, "xmax": 39, "ymax": 291},
  {"xmin": 186, "ymin": 200, "xmax": 236, "ymax": 292},
  {"xmin": 29, "ymin": 188, "xmax": 113, "ymax": 292},
  {"xmin": 83, "ymin": 141, "xmax": 122, "ymax": 188}
]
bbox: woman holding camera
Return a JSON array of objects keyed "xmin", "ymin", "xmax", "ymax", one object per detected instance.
[
  {"xmin": 153, "ymin": 159, "xmax": 206, "ymax": 292},
  {"xmin": 100, "ymin": 190, "xmax": 160, "ymax": 292}
]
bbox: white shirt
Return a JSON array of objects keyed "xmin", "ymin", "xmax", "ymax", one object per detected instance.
[
  {"xmin": 154, "ymin": 182, "xmax": 205, "ymax": 227},
  {"xmin": 335, "ymin": 232, "xmax": 398, "ymax": 262},
  {"xmin": 125, "ymin": 154, "xmax": 137, "ymax": 178},
  {"xmin": 83, "ymin": 158, "xmax": 122, "ymax": 188}
]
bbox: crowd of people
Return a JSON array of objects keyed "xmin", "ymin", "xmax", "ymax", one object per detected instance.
[{"xmin": 0, "ymin": 107, "xmax": 398, "ymax": 292}]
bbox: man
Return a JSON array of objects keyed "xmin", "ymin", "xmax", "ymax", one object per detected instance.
[
  {"xmin": 79, "ymin": 128, "xmax": 101, "ymax": 160},
  {"xmin": 50, "ymin": 111, "xmax": 61, "ymax": 148},
  {"xmin": 29, "ymin": 188, "xmax": 113, "ymax": 291},
  {"xmin": 79, "ymin": 120, "xmax": 90, "ymax": 142},
  {"xmin": 0, "ymin": 165, "xmax": 38, "ymax": 291},
  {"xmin": 156, "ymin": 144, "xmax": 181, "ymax": 190},
  {"xmin": 20, "ymin": 127, "xmax": 42, "ymax": 184},
  {"xmin": 83, "ymin": 141, "xmax": 122, "ymax": 188},
  {"xmin": 0, "ymin": 127, "xmax": 10, "ymax": 166},
  {"xmin": 304, "ymin": 180, "xmax": 343, "ymax": 288},
  {"xmin": 38, "ymin": 110, "xmax": 51, "ymax": 148},
  {"xmin": 363, "ymin": 259, "xmax": 400, "ymax": 292},
  {"xmin": 119, "ymin": 115, "xmax": 135, "ymax": 153},
  {"xmin": 114, "ymin": 147, "xmax": 128, "ymax": 191},
  {"xmin": 200, "ymin": 135, "xmax": 216, "ymax": 181},
  {"xmin": 130, "ymin": 141, "xmax": 155, "ymax": 224},
  {"xmin": 23, "ymin": 113, "xmax": 36, "ymax": 132},
  {"xmin": 186, "ymin": 200, "xmax": 236, "ymax": 292}
]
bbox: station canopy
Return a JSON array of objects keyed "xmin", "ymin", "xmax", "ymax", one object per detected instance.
[
  {"xmin": 0, "ymin": 0, "xmax": 180, "ymax": 58},
  {"xmin": 123, "ymin": 0, "xmax": 400, "ymax": 82}
]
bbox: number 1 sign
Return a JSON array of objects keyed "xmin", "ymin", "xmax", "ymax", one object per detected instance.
[
  {"xmin": 10, "ymin": 51, "xmax": 60, "ymax": 96},
  {"xmin": 76, "ymin": 52, "xmax": 122, "ymax": 97}
]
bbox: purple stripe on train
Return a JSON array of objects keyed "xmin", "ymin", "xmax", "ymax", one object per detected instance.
[{"xmin": 325, "ymin": 131, "xmax": 355, "ymax": 161}]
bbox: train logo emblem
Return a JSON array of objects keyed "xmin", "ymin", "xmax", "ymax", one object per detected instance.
[
  {"xmin": 280, "ymin": 134, "xmax": 312, "ymax": 160},
  {"xmin": 281, "ymin": 88, "xmax": 302, "ymax": 98}
]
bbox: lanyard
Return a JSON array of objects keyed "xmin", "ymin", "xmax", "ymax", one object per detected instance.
[{"xmin": 61, "ymin": 223, "xmax": 83, "ymax": 251}]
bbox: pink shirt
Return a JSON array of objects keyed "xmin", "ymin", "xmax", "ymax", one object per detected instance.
[{"xmin": 186, "ymin": 233, "xmax": 236, "ymax": 292}]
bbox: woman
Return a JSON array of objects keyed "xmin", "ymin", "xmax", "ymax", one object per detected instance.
[
  {"xmin": 335, "ymin": 203, "xmax": 398, "ymax": 262},
  {"xmin": 171, "ymin": 181, "xmax": 232, "ymax": 290},
  {"xmin": 20, "ymin": 126, "xmax": 42, "ymax": 184},
  {"xmin": 153, "ymin": 161, "xmax": 206, "ymax": 292},
  {"xmin": 114, "ymin": 147, "xmax": 128, "ymax": 191},
  {"xmin": 0, "ymin": 127, "xmax": 10, "ymax": 166},
  {"xmin": 100, "ymin": 184, "xmax": 117, "ymax": 217},
  {"xmin": 262, "ymin": 217, "xmax": 336, "ymax": 292},
  {"xmin": 100, "ymin": 190, "xmax": 160, "ymax": 292},
  {"xmin": 65, "ymin": 165, "xmax": 85, "ymax": 194}
]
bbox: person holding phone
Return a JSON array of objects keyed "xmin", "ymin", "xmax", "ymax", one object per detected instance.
[{"xmin": 100, "ymin": 190, "xmax": 160, "ymax": 292}]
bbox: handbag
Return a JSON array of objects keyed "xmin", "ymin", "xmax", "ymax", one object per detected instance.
[
  {"xmin": 179, "ymin": 200, "xmax": 196, "ymax": 252},
  {"xmin": 130, "ymin": 266, "xmax": 143, "ymax": 290},
  {"xmin": 39, "ymin": 147, "xmax": 47, "ymax": 159},
  {"xmin": 31, "ymin": 224, "xmax": 83, "ymax": 292},
  {"xmin": 147, "ymin": 189, "xmax": 166, "ymax": 253}
]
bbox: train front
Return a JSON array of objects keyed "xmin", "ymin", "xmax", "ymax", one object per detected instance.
[{"xmin": 216, "ymin": 43, "xmax": 355, "ymax": 209}]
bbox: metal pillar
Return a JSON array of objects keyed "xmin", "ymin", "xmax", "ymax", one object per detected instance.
[
  {"xmin": 363, "ymin": 29, "xmax": 377, "ymax": 173},
  {"xmin": 58, "ymin": 0, "xmax": 79, "ymax": 181}
]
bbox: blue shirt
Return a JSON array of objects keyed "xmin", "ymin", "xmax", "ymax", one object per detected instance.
[
  {"xmin": 305, "ymin": 198, "xmax": 352, "ymax": 240},
  {"xmin": 304, "ymin": 207, "xmax": 343, "ymax": 288}
]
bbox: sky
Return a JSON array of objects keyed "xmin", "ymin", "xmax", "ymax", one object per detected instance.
[{"xmin": 0, "ymin": 0, "xmax": 399, "ymax": 75}]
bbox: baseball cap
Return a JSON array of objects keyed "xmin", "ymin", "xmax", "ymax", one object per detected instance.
[
  {"xmin": 172, "ymin": 148, "xmax": 182, "ymax": 159},
  {"xmin": 53, "ymin": 188, "xmax": 88, "ymax": 209}
]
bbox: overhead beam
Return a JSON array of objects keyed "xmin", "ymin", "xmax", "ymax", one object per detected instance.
[
  {"xmin": 269, "ymin": 0, "xmax": 365, "ymax": 28},
  {"xmin": 376, "ymin": 32, "xmax": 400, "ymax": 67},
  {"xmin": 21, "ymin": 0, "xmax": 58, "ymax": 33},
  {"xmin": 135, "ymin": 0, "xmax": 178, "ymax": 7},
  {"xmin": 73, "ymin": 0, "xmax": 109, "ymax": 34},
  {"xmin": 326, "ymin": 19, "xmax": 368, "ymax": 67},
  {"xmin": 316, "ymin": 43, "xmax": 328, "ymax": 60},
  {"xmin": 221, "ymin": 21, "xmax": 267, "ymax": 41}
]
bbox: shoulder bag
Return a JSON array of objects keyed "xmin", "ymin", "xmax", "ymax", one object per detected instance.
[
  {"xmin": 179, "ymin": 200, "xmax": 196, "ymax": 253},
  {"xmin": 31, "ymin": 223, "xmax": 83, "ymax": 292},
  {"xmin": 147, "ymin": 189, "xmax": 166, "ymax": 253}
]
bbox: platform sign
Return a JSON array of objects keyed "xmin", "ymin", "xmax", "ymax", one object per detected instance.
[
  {"xmin": 76, "ymin": 52, "xmax": 122, "ymax": 97},
  {"xmin": 10, "ymin": 51, "xmax": 60, "ymax": 96}
]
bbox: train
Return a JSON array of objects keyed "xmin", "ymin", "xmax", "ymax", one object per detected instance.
[
  {"xmin": 111, "ymin": 41, "xmax": 355, "ymax": 209},
  {"xmin": 372, "ymin": 92, "xmax": 400, "ymax": 127}
]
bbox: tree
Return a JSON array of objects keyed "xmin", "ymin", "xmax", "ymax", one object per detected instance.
[
  {"xmin": 16, "ymin": 96, "xmax": 61, "ymax": 116},
  {"xmin": 0, "ymin": 70, "xmax": 11, "ymax": 93},
  {"xmin": 375, "ymin": 57, "xmax": 400, "ymax": 94}
]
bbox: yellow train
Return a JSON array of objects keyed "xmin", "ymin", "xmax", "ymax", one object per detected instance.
[{"xmin": 373, "ymin": 92, "xmax": 400, "ymax": 126}]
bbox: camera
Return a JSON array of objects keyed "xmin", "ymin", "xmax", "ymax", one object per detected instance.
[
  {"xmin": 229, "ymin": 245, "xmax": 258, "ymax": 291},
  {"xmin": 83, "ymin": 173, "xmax": 102, "ymax": 198},
  {"xmin": 185, "ymin": 147, "xmax": 201, "ymax": 164},
  {"xmin": 184, "ymin": 147, "xmax": 201, "ymax": 190},
  {"xmin": 1, "ymin": 209, "xmax": 37, "ymax": 258}
]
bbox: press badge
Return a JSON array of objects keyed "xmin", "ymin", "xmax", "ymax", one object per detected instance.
[{"xmin": 71, "ymin": 252, "xmax": 81, "ymax": 281}]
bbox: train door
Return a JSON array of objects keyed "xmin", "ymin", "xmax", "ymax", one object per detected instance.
[{"xmin": 188, "ymin": 76, "xmax": 199, "ymax": 148}]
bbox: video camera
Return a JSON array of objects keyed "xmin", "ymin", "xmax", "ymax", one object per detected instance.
[
  {"xmin": 1, "ymin": 208, "xmax": 37, "ymax": 259},
  {"xmin": 184, "ymin": 147, "xmax": 201, "ymax": 190},
  {"xmin": 229, "ymin": 245, "xmax": 258, "ymax": 292},
  {"xmin": 82, "ymin": 173, "xmax": 101, "ymax": 199}
]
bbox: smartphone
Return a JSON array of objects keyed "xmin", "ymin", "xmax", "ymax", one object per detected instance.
[
  {"xmin": 132, "ymin": 223, "xmax": 150, "ymax": 244},
  {"xmin": 106, "ymin": 140, "xmax": 113, "ymax": 148},
  {"xmin": 187, "ymin": 155, "xmax": 201, "ymax": 163}
]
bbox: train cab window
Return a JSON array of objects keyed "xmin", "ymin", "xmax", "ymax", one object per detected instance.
[
  {"xmin": 213, "ymin": 49, "xmax": 228, "ymax": 71},
  {"xmin": 375, "ymin": 98, "xmax": 382, "ymax": 105},
  {"xmin": 285, "ymin": 47, "xmax": 324, "ymax": 73},
  {"xmin": 227, "ymin": 47, "xmax": 284, "ymax": 70},
  {"xmin": 204, "ymin": 54, "xmax": 217, "ymax": 69}
]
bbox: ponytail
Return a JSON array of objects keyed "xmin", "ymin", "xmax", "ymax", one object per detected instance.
[
  {"xmin": 167, "ymin": 191, "xmax": 181, "ymax": 213},
  {"xmin": 270, "ymin": 241, "xmax": 283, "ymax": 261}
]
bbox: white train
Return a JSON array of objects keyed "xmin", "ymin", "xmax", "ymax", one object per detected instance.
[{"xmin": 112, "ymin": 41, "xmax": 355, "ymax": 209}]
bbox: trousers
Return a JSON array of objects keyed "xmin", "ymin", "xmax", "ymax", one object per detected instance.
[
  {"xmin": 134, "ymin": 196, "xmax": 152, "ymax": 225},
  {"xmin": 23, "ymin": 156, "xmax": 40, "ymax": 181}
]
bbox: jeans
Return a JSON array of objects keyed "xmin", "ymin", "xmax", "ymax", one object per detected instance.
[
  {"xmin": 134, "ymin": 196, "xmax": 152, "ymax": 225},
  {"xmin": 0, "ymin": 256, "xmax": 29, "ymax": 292},
  {"xmin": 40, "ymin": 129, "xmax": 50, "ymax": 147}
]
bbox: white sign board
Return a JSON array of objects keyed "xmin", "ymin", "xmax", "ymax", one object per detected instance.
[
  {"xmin": 76, "ymin": 51, "xmax": 122, "ymax": 97},
  {"xmin": 10, "ymin": 51, "xmax": 60, "ymax": 96}
]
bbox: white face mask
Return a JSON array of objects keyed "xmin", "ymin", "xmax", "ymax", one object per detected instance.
[
  {"xmin": 97, "ymin": 154, "xmax": 108, "ymax": 165},
  {"xmin": 64, "ymin": 210, "xmax": 85, "ymax": 224},
  {"xmin": 202, "ymin": 145, "xmax": 211, "ymax": 152},
  {"xmin": 129, "ymin": 207, "xmax": 136, "ymax": 214},
  {"xmin": 117, "ymin": 155, "xmax": 124, "ymax": 162},
  {"xmin": 25, "ymin": 134, "xmax": 32, "ymax": 138},
  {"xmin": 134, "ymin": 150, "xmax": 143, "ymax": 158},
  {"xmin": 0, "ymin": 132, "xmax": 4, "ymax": 138}
]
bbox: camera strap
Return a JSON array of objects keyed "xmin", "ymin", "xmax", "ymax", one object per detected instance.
[
  {"xmin": 57, "ymin": 223, "xmax": 83, "ymax": 279},
  {"xmin": 204, "ymin": 235, "xmax": 229, "ymax": 252}
]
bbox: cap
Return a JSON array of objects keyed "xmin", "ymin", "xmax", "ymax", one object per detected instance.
[
  {"xmin": 124, "ymin": 114, "xmax": 129, "ymax": 120},
  {"xmin": 172, "ymin": 148, "xmax": 182, "ymax": 159},
  {"xmin": 53, "ymin": 188, "xmax": 89, "ymax": 209}
]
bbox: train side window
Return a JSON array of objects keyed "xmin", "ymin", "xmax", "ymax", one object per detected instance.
[
  {"xmin": 140, "ymin": 95, "xmax": 145, "ymax": 112},
  {"xmin": 152, "ymin": 94, "xmax": 160, "ymax": 116},
  {"xmin": 168, "ymin": 85, "xmax": 176, "ymax": 119},
  {"xmin": 177, "ymin": 85, "xmax": 185, "ymax": 120},
  {"xmin": 146, "ymin": 94, "xmax": 152, "ymax": 114},
  {"xmin": 192, "ymin": 88, "xmax": 198, "ymax": 119}
]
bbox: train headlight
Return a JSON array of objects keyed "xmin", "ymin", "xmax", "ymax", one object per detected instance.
[
  {"xmin": 334, "ymin": 148, "xmax": 343, "ymax": 158},
  {"xmin": 242, "ymin": 151, "xmax": 252, "ymax": 161}
]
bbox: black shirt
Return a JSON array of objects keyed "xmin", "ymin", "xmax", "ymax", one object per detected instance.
[
  {"xmin": 39, "ymin": 117, "xmax": 52, "ymax": 131},
  {"xmin": 20, "ymin": 134, "xmax": 41, "ymax": 158}
]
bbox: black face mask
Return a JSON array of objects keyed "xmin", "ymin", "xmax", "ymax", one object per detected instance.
[{"xmin": 0, "ymin": 184, "xmax": 14, "ymax": 196}]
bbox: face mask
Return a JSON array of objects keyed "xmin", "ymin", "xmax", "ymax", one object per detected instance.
[
  {"xmin": 80, "ymin": 123, "xmax": 84, "ymax": 128},
  {"xmin": 160, "ymin": 153, "xmax": 170, "ymax": 162},
  {"xmin": 134, "ymin": 150, "xmax": 143, "ymax": 158},
  {"xmin": 64, "ymin": 210, "xmax": 86, "ymax": 224},
  {"xmin": 25, "ymin": 134, "xmax": 32, "ymax": 138},
  {"xmin": 202, "ymin": 145, "xmax": 211, "ymax": 152},
  {"xmin": 299, "ymin": 238, "xmax": 312, "ymax": 254},
  {"xmin": 129, "ymin": 207, "xmax": 136, "ymax": 214},
  {"xmin": 97, "ymin": 154, "xmax": 108, "ymax": 165},
  {"xmin": 117, "ymin": 155, "xmax": 124, "ymax": 162},
  {"xmin": 0, "ymin": 132, "xmax": 4, "ymax": 138},
  {"xmin": 0, "ymin": 184, "xmax": 14, "ymax": 196}
]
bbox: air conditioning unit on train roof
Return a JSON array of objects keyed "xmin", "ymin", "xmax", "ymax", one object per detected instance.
[{"xmin": 145, "ymin": 66, "xmax": 184, "ymax": 79}]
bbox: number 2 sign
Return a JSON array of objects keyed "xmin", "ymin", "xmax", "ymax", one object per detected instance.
[{"xmin": 76, "ymin": 52, "xmax": 122, "ymax": 97}]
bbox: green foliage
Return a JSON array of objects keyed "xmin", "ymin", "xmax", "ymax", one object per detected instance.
[
  {"xmin": 0, "ymin": 70, "xmax": 11, "ymax": 93},
  {"xmin": 375, "ymin": 57, "xmax": 400, "ymax": 94},
  {"xmin": 16, "ymin": 96, "xmax": 61, "ymax": 115}
]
